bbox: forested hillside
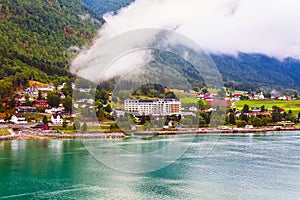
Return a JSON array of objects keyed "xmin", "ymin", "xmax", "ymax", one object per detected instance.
[
  {"xmin": 82, "ymin": 0, "xmax": 134, "ymax": 16},
  {"xmin": 213, "ymin": 53, "xmax": 300, "ymax": 91},
  {"xmin": 0, "ymin": 0, "xmax": 103, "ymax": 97},
  {"xmin": 1, "ymin": 0, "xmax": 300, "ymax": 97}
]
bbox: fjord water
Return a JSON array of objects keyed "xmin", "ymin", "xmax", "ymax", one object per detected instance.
[{"xmin": 0, "ymin": 132, "xmax": 299, "ymax": 199}]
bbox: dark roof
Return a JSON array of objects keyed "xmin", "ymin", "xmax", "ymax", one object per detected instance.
[
  {"xmin": 139, "ymin": 99, "xmax": 154, "ymax": 103},
  {"xmin": 52, "ymin": 113, "xmax": 62, "ymax": 119},
  {"xmin": 32, "ymin": 124, "xmax": 45, "ymax": 128}
]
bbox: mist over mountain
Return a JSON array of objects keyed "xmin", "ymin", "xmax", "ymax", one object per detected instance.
[
  {"xmin": 1, "ymin": 0, "xmax": 300, "ymax": 92},
  {"xmin": 78, "ymin": 0, "xmax": 300, "ymax": 91}
]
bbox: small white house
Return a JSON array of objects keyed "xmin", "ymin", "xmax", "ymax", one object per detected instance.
[
  {"xmin": 51, "ymin": 113, "xmax": 63, "ymax": 125},
  {"xmin": 278, "ymin": 96, "xmax": 287, "ymax": 100},
  {"xmin": 189, "ymin": 106, "xmax": 198, "ymax": 112},
  {"xmin": 10, "ymin": 115, "xmax": 27, "ymax": 125},
  {"xmin": 245, "ymin": 125, "xmax": 254, "ymax": 129},
  {"xmin": 45, "ymin": 107, "xmax": 64, "ymax": 114},
  {"xmin": 259, "ymin": 92, "xmax": 265, "ymax": 100},
  {"xmin": 252, "ymin": 107, "xmax": 261, "ymax": 112},
  {"xmin": 60, "ymin": 93, "xmax": 66, "ymax": 99}
]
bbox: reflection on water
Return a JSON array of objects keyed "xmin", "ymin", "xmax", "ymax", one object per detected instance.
[{"xmin": 0, "ymin": 132, "xmax": 299, "ymax": 199}]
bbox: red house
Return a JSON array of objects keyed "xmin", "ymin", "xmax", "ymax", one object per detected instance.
[
  {"xmin": 204, "ymin": 93, "xmax": 212, "ymax": 100},
  {"xmin": 35, "ymin": 101, "xmax": 49, "ymax": 107},
  {"xmin": 206, "ymin": 99, "xmax": 231, "ymax": 107},
  {"xmin": 233, "ymin": 94, "xmax": 242, "ymax": 98}
]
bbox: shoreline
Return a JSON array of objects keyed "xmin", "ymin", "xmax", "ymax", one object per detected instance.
[{"xmin": 1, "ymin": 126, "xmax": 300, "ymax": 140}]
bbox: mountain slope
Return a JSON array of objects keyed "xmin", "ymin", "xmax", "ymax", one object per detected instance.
[
  {"xmin": 82, "ymin": 0, "xmax": 134, "ymax": 16},
  {"xmin": 213, "ymin": 53, "xmax": 300, "ymax": 90},
  {"xmin": 0, "ymin": 0, "xmax": 102, "ymax": 82}
]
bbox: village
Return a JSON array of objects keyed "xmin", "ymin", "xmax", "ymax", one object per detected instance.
[{"xmin": 1, "ymin": 81, "xmax": 300, "ymax": 140}]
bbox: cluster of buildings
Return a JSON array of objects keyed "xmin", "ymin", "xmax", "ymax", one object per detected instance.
[
  {"xmin": 8, "ymin": 106, "xmax": 65, "ymax": 125},
  {"xmin": 2, "ymin": 83, "xmax": 97, "ymax": 126},
  {"xmin": 0, "ymin": 83, "xmax": 73, "ymax": 126}
]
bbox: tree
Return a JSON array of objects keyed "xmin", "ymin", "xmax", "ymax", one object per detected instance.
[
  {"xmin": 5, "ymin": 112, "xmax": 10, "ymax": 121},
  {"xmin": 261, "ymin": 105, "xmax": 265, "ymax": 112},
  {"xmin": 0, "ymin": 80, "xmax": 13, "ymax": 99},
  {"xmin": 62, "ymin": 119, "xmax": 68, "ymax": 129},
  {"xmin": 25, "ymin": 93, "xmax": 32, "ymax": 106},
  {"xmin": 250, "ymin": 117, "xmax": 262, "ymax": 127},
  {"xmin": 198, "ymin": 100, "xmax": 205, "ymax": 110},
  {"xmin": 8, "ymin": 98, "xmax": 16, "ymax": 108},
  {"xmin": 42, "ymin": 116, "xmax": 48, "ymax": 125},
  {"xmin": 81, "ymin": 122, "xmax": 88, "ymax": 132},
  {"xmin": 286, "ymin": 110, "xmax": 296, "ymax": 122},
  {"xmin": 229, "ymin": 112, "xmax": 235, "ymax": 125},
  {"xmin": 193, "ymin": 87, "xmax": 199, "ymax": 92},
  {"xmin": 236, "ymin": 120, "xmax": 247, "ymax": 128},
  {"xmin": 97, "ymin": 108, "xmax": 105, "ymax": 120},
  {"xmin": 61, "ymin": 81, "xmax": 73, "ymax": 97},
  {"xmin": 38, "ymin": 90, "xmax": 42, "ymax": 100},
  {"xmin": 242, "ymin": 104, "xmax": 250, "ymax": 113},
  {"xmin": 47, "ymin": 92, "xmax": 61, "ymax": 107},
  {"xmin": 140, "ymin": 113, "xmax": 146, "ymax": 125},
  {"xmin": 271, "ymin": 106, "xmax": 282, "ymax": 123},
  {"xmin": 73, "ymin": 120, "xmax": 80, "ymax": 130},
  {"xmin": 104, "ymin": 104, "xmax": 112, "ymax": 113},
  {"xmin": 202, "ymin": 88, "xmax": 208, "ymax": 94},
  {"xmin": 240, "ymin": 113, "xmax": 248, "ymax": 122},
  {"xmin": 63, "ymin": 96, "xmax": 72, "ymax": 114}
]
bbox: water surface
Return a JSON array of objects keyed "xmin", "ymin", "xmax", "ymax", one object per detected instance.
[{"xmin": 0, "ymin": 131, "xmax": 299, "ymax": 199}]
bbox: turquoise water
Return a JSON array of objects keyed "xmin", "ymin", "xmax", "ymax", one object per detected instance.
[{"xmin": 0, "ymin": 132, "xmax": 299, "ymax": 199}]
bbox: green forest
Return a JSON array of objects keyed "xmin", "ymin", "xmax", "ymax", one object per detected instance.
[
  {"xmin": 1, "ymin": 0, "xmax": 300, "ymax": 101},
  {"xmin": 0, "ymin": 0, "xmax": 102, "ymax": 97},
  {"xmin": 82, "ymin": 0, "xmax": 134, "ymax": 16}
]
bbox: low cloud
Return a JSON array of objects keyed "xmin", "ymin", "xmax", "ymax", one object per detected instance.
[{"xmin": 72, "ymin": 0, "xmax": 300, "ymax": 81}]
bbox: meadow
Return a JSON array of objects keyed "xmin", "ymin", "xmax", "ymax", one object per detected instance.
[{"xmin": 234, "ymin": 99, "xmax": 300, "ymax": 114}]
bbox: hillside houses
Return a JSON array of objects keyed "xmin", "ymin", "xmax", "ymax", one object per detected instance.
[
  {"xmin": 10, "ymin": 115, "xmax": 27, "ymax": 125},
  {"xmin": 16, "ymin": 106, "xmax": 37, "ymax": 114}
]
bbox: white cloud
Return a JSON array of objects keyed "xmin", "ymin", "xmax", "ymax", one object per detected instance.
[
  {"xmin": 72, "ymin": 0, "xmax": 300, "ymax": 80},
  {"xmin": 102, "ymin": 0, "xmax": 300, "ymax": 58}
]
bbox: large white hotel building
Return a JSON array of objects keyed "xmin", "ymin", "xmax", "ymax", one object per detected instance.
[{"xmin": 124, "ymin": 99, "xmax": 181, "ymax": 116}]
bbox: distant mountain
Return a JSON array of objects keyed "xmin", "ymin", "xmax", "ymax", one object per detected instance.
[
  {"xmin": 80, "ymin": 0, "xmax": 300, "ymax": 92},
  {"xmin": 154, "ymin": 50, "xmax": 300, "ymax": 91},
  {"xmin": 212, "ymin": 53, "xmax": 300, "ymax": 91},
  {"xmin": 82, "ymin": 0, "xmax": 134, "ymax": 16},
  {"xmin": 0, "ymin": 0, "xmax": 102, "ymax": 84}
]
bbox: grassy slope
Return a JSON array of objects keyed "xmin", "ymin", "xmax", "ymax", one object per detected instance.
[{"xmin": 234, "ymin": 99, "xmax": 300, "ymax": 114}]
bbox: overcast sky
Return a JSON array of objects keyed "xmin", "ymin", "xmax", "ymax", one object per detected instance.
[
  {"xmin": 101, "ymin": 0, "xmax": 300, "ymax": 59},
  {"xmin": 72, "ymin": 0, "xmax": 300, "ymax": 80}
]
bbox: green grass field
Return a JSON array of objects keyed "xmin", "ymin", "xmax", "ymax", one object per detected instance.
[
  {"xmin": 0, "ymin": 128, "xmax": 10, "ymax": 136},
  {"xmin": 234, "ymin": 99, "xmax": 300, "ymax": 114},
  {"xmin": 180, "ymin": 97, "xmax": 200, "ymax": 104}
]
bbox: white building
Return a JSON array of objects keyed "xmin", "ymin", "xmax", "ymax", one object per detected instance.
[
  {"xmin": 188, "ymin": 106, "xmax": 198, "ymax": 112},
  {"xmin": 259, "ymin": 92, "xmax": 265, "ymax": 99},
  {"xmin": 10, "ymin": 115, "xmax": 27, "ymax": 125},
  {"xmin": 38, "ymin": 86, "xmax": 55, "ymax": 92},
  {"xmin": 124, "ymin": 99, "xmax": 181, "ymax": 115},
  {"xmin": 51, "ymin": 113, "xmax": 63, "ymax": 125},
  {"xmin": 45, "ymin": 107, "xmax": 65, "ymax": 114}
]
